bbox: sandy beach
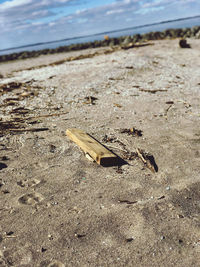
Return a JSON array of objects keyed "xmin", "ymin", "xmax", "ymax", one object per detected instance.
[{"xmin": 0, "ymin": 38, "xmax": 200, "ymax": 266}]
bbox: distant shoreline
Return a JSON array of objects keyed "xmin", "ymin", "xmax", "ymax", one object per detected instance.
[
  {"xmin": 0, "ymin": 25, "xmax": 200, "ymax": 63},
  {"xmin": 1, "ymin": 15, "xmax": 200, "ymax": 53}
]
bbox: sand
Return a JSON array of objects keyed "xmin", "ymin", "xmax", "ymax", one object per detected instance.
[{"xmin": 0, "ymin": 39, "xmax": 200, "ymax": 267}]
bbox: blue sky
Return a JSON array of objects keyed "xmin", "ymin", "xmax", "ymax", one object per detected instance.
[{"xmin": 0, "ymin": 0, "xmax": 200, "ymax": 50}]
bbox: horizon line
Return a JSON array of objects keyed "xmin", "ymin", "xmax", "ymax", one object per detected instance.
[{"xmin": 0, "ymin": 14, "xmax": 199, "ymax": 52}]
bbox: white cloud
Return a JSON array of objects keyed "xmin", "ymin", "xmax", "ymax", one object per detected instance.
[
  {"xmin": 0, "ymin": 0, "xmax": 200, "ymax": 50},
  {"xmin": 76, "ymin": 9, "xmax": 87, "ymax": 15},
  {"xmin": 0, "ymin": 0, "xmax": 32, "ymax": 10},
  {"xmin": 106, "ymin": 9, "xmax": 124, "ymax": 15},
  {"xmin": 31, "ymin": 21, "xmax": 45, "ymax": 26},
  {"xmin": 136, "ymin": 6, "xmax": 165, "ymax": 15},
  {"xmin": 49, "ymin": 22, "xmax": 56, "ymax": 26},
  {"xmin": 32, "ymin": 10, "xmax": 49, "ymax": 16}
]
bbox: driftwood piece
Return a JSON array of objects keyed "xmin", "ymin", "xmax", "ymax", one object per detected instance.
[{"xmin": 66, "ymin": 128, "xmax": 118, "ymax": 166}]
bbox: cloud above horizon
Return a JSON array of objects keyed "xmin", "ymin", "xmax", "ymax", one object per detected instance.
[{"xmin": 0, "ymin": 0, "xmax": 200, "ymax": 49}]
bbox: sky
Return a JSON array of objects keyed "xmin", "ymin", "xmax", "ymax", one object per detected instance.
[{"xmin": 0, "ymin": 0, "xmax": 200, "ymax": 50}]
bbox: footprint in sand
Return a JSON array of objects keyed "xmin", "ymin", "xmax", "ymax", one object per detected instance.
[
  {"xmin": 18, "ymin": 192, "xmax": 44, "ymax": 205},
  {"xmin": 1, "ymin": 249, "xmax": 32, "ymax": 266},
  {"xmin": 0, "ymin": 162, "xmax": 7, "ymax": 170},
  {"xmin": 17, "ymin": 178, "xmax": 41, "ymax": 188},
  {"xmin": 0, "ymin": 250, "xmax": 7, "ymax": 267}
]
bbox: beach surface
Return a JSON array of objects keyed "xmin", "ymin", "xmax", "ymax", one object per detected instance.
[{"xmin": 0, "ymin": 39, "xmax": 200, "ymax": 266}]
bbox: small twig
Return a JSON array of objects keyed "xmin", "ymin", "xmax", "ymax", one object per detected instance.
[
  {"xmin": 136, "ymin": 148, "xmax": 147, "ymax": 164},
  {"xmin": 139, "ymin": 88, "xmax": 167, "ymax": 94},
  {"xmin": 117, "ymin": 137, "xmax": 130, "ymax": 147},
  {"xmin": 8, "ymin": 127, "xmax": 49, "ymax": 132},
  {"xmin": 164, "ymin": 104, "xmax": 173, "ymax": 120},
  {"xmin": 36, "ymin": 164, "xmax": 62, "ymax": 172},
  {"xmin": 118, "ymin": 200, "xmax": 138, "ymax": 204}
]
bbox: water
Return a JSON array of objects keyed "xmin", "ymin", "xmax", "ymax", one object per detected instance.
[{"xmin": 0, "ymin": 16, "xmax": 200, "ymax": 56}]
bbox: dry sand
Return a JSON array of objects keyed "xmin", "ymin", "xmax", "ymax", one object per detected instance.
[{"xmin": 0, "ymin": 39, "xmax": 200, "ymax": 267}]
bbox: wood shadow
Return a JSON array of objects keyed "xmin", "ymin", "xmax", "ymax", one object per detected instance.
[
  {"xmin": 100, "ymin": 154, "xmax": 127, "ymax": 167},
  {"xmin": 87, "ymin": 134, "xmax": 128, "ymax": 167},
  {"xmin": 146, "ymin": 154, "xmax": 158, "ymax": 172}
]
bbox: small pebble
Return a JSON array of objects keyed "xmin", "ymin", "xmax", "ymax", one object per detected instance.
[
  {"xmin": 74, "ymin": 233, "xmax": 85, "ymax": 238},
  {"xmin": 48, "ymin": 234, "xmax": 53, "ymax": 240},
  {"xmin": 6, "ymin": 231, "xmax": 14, "ymax": 236},
  {"xmin": 2, "ymin": 190, "xmax": 10, "ymax": 194},
  {"xmin": 46, "ymin": 202, "xmax": 51, "ymax": 208},
  {"xmin": 51, "ymin": 202, "xmax": 58, "ymax": 205},
  {"xmin": 49, "ymin": 144, "xmax": 56, "ymax": 153},
  {"xmin": 126, "ymin": 237, "xmax": 134, "ymax": 242},
  {"xmin": 166, "ymin": 186, "xmax": 171, "ymax": 190}
]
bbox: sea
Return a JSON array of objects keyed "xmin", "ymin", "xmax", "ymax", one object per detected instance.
[{"xmin": 0, "ymin": 16, "xmax": 200, "ymax": 56}]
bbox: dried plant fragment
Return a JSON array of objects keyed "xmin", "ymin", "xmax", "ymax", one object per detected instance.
[
  {"xmin": 113, "ymin": 103, "xmax": 122, "ymax": 108},
  {"xmin": 0, "ymin": 82, "xmax": 22, "ymax": 95},
  {"xmin": 10, "ymin": 107, "xmax": 30, "ymax": 115},
  {"xmin": 118, "ymin": 199, "xmax": 137, "ymax": 204},
  {"xmin": 120, "ymin": 127, "xmax": 142, "ymax": 137},
  {"xmin": 139, "ymin": 88, "xmax": 167, "ymax": 94},
  {"xmin": 102, "ymin": 135, "xmax": 116, "ymax": 143},
  {"xmin": 83, "ymin": 96, "xmax": 98, "ymax": 105},
  {"xmin": 122, "ymin": 151, "xmax": 137, "ymax": 160}
]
